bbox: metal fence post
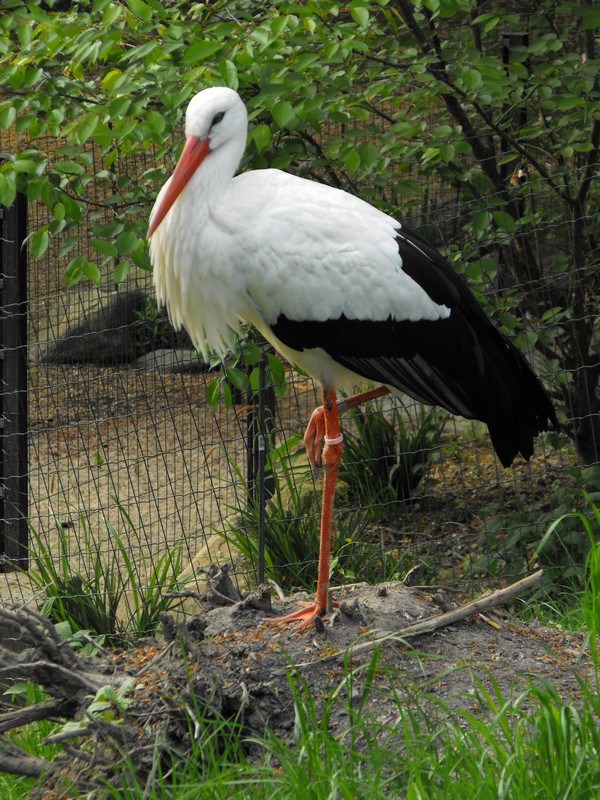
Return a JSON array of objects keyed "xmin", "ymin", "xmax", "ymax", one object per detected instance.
[
  {"xmin": 246, "ymin": 349, "xmax": 276, "ymax": 584},
  {"xmin": 0, "ymin": 179, "xmax": 28, "ymax": 570},
  {"xmin": 501, "ymin": 32, "xmax": 530, "ymax": 185}
]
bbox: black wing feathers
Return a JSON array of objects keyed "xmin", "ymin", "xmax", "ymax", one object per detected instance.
[
  {"xmin": 272, "ymin": 225, "xmax": 558, "ymax": 467},
  {"xmin": 395, "ymin": 230, "xmax": 461, "ymax": 307}
]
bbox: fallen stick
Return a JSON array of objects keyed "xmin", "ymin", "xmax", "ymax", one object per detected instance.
[
  {"xmin": 0, "ymin": 737, "xmax": 56, "ymax": 779},
  {"xmin": 295, "ymin": 569, "xmax": 544, "ymax": 669},
  {"xmin": 0, "ymin": 698, "xmax": 77, "ymax": 734}
]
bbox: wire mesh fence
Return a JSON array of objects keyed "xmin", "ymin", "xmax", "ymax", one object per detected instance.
[{"xmin": 1, "ymin": 53, "xmax": 598, "ymax": 635}]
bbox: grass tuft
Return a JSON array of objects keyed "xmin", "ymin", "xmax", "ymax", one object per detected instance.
[{"xmin": 20, "ymin": 504, "xmax": 189, "ymax": 645}]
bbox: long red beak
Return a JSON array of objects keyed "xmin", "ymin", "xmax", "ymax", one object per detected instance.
[{"xmin": 147, "ymin": 135, "xmax": 210, "ymax": 238}]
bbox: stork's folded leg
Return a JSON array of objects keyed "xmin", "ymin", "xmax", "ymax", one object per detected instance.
[
  {"xmin": 265, "ymin": 386, "xmax": 344, "ymax": 631},
  {"xmin": 304, "ymin": 405, "xmax": 327, "ymax": 473},
  {"xmin": 304, "ymin": 385, "xmax": 390, "ymax": 471}
]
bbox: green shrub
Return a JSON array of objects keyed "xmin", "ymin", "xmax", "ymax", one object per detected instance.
[{"xmin": 339, "ymin": 400, "xmax": 446, "ymax": 512}]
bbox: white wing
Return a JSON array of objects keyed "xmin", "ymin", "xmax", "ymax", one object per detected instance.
[{"xmin": 222, "ymin": 170, "xmax": 452, "ymax": 327}]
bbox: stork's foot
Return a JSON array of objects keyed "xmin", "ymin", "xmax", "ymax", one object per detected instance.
[
  {"xmin": 304, "ymin": 406, "xmax": 326, "ymax": 472},
  {"xmin": 264, "ymin": 597, "xmax": 339, "ymax": 632}
]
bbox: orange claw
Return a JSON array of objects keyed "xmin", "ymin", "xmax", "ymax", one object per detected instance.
[
  {"xmin": 265, "ymin": 601, "xmax": 326, "ymax": 632},
  {"xmin": 264, "ymin": 598, "xmax": 339, "ymax": 632},
  {"xmin": 304, "ymin": 406, "xmax": 326, "ymax": 472}
]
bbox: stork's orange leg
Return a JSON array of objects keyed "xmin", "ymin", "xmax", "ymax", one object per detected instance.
[{"xmin": 265, "ymin": 386, "xmax": 344, "ymax": 631}]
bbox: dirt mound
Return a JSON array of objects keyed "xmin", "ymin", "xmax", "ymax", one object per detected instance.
[{"xmin": 0, "ymin": 578, "xmax": 589, "ymax": 798}]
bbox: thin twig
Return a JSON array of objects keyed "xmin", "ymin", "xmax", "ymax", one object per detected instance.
[{"xmin": 44, "ymin": 725, "xmax": 93, "ymax": 746}]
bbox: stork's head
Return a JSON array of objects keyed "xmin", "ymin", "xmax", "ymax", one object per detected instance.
[
  {"xmin": 147, "ymin": 87, "xmax": 248, "ymax": 238},
  {"xmin": 185, "ymin": 87, "xmax": 247, "ymax": 150}
]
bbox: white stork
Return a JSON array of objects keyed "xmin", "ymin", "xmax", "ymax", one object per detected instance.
[{"xmin": 147, "ymin": 87, "xmax": 558, "ymax": 630}]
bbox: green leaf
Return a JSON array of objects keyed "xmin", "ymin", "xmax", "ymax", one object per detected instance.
[
  {"xmin": 131, "ymin": 238, "xmax": 151, "ymax": 270},
  {"xmin": 225, "ymin": 367, "xmax": 249, "ymax": 392},
  {"xmin": 115, "ymin": 230, "xmax": 137, "ymax": 255},
  {"xmin": 102, "ymin": 3, "xmax": 122, "ymax": 27},
  {"xmin": 55, "ymin": 161, "xmax": 85, "ymax": 176},
  {"xmin": 113, "ymin": 260, "xmax": 130, "ymax": 284},
  {"xmin": 248, "ymin": 367, "xmax": 260, "ymax": 393},
  {"xmin": 529, "ymin": 34, "xmax": 562, "ymax": 54},
  {"xmin": 109, "ymin": 97, "xmax": 131, "ymax": 119},
  {"xmin": 125, "ymin": 0, "xmax": 152, "ymax": 22},
  {"xmin": 91, "ymin": 238, "xmax": 118, "ymax": 258},
  {"xmin": 183, "ymin": 40, "xmax": 223, "ymax": 64},
  {"xmin": 58, "ymin": 192, "xmax": 82, "ymax": 223},
  {"xmin": 65, "ymin": 255, "xmax": 85, "ymax": 287},
  {"xmin": 0, "ymin": 174, "xmax": 17, "ymax": 208},
  {"xmin": 492, "ymin": 210, "xmax": 516, "ymax": 234},
  {"xmin": 472, "ymin": 209, "xmax": 491, "ymax": 238},
  {"xmin": 83, "ymin": 261, "xmax": 101, "ymax": 284},
  {"xmin": 12, "ymin": 158, "xmax": 43, "ymax": 174},
  {"xmin": 514, "ymin": 330, "xmax": 538, "ymax": 349},
  {"xmin": 266, "ymin": 353, "xmax": 286, "ymax": 390},
  {"xmin": 58, "ymin": 237, "xmax": 79, "ymax": 259},
  {"xmin": 350, "ymin": 7, "xmax": 369, "ymax": 28},
  {"xmin": 458, "ymin": 68, "xmax": 482, "ymax": 91},
  {"xmin": 0, "ymin": 104, "xmax": 16, "ymax": 130},
  {"xmin": 270, "ymin": 15, "xmax": 290, "ymax": 40},
  {"xmin": 241, "ymin": 344, "xmax": 261, "ymax": 366},
  {"xmin": 579, "ymin": 4, "xmax": 600, "ymax": 29},
  {"xmin": 271, "ymin": 100, "xmax": 296, "ymax": 130},
  {"xmin": 102, "ymin": 69, "xmax": 122, "ymax": 94},
  {"xmin": 249, "ymin": 123, "xmax": 272, "ymax": 153},
  {"xmin": 206, "ymin": 378, "xmax": 221, "ymax": 410},
  {"xmin": 439, "ymin": 143, "xmax": 455, "ymax": 162},
  {"xmin": 421, "ymin": 147, "xmax": 440, "ymax": 164},
  {"xmin": 344, "ymin": 147, "xmax": 360, "ymax": 175},
  {"xmin": 343, "ymin": 148, "xmax": 361, "ymax": 174},
  {"xmin": 17, "ymin": 22, "xmax": 33, "ymax": 49},
  {"xmin": 30, "ymin": 229, "xmax": 49, "ymax": 259},
  {"xmin": 220, "ymin": 60, "xmax": 239, "ymax": 90},
  {"xmin": 472, "ymin": 13, "xmax": 500, "ymax": 34},
  {"xmin": 222, "ymin": 381, "xmax": 233, "ymax": 408},
  {"xmin": 554, "ymin": 94, "xmax": 582, "ymax": 111},
  {"xmin": 358, "ymin": 141, "xmax": 379, "ymax": 169}
]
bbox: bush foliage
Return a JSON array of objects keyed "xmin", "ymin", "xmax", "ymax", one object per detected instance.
[{"xmin": 0, "ymin": 0, "xmax": 598, "ymax": 461}]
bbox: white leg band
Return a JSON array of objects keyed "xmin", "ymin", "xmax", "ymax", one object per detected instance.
[{"xmin": 325, "ymin": 433, "xmax": 344, "ymax": 446}]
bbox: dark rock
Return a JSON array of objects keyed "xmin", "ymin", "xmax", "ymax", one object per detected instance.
[
  {"xmin": 135, "ymin": 348, "xmax": 207, "ymax": 373},
  {"xmin": 41, "ymin": 289, "xmax": 148, "ymax": 365}
]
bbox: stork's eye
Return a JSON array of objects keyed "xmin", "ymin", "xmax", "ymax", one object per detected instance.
[{"xmin": 211, "ymin": 111, "xmax": 225, "ymax": 127}]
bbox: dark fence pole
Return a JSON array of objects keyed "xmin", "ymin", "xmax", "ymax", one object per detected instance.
[
  {"xmin": 0, "ymin": 177, "xmax": 28, "ymax": 570},
  {"xmin": 501, "ymin": 32, "xmax": 530, "ymax": 184},
  {"xmin": 246, "ymin": 348, "xmax": 276, "ymax": 584},
  {"xmin": 256, "ymin": 354, "xmax": 267, "ymax": 584}
]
